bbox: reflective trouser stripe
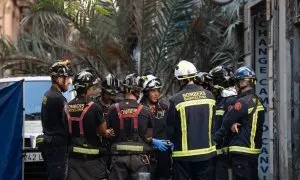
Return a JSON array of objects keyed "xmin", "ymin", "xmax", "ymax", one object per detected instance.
[
  {"xmin": 73, "ymin": 147, "xmax": 99, "ymax": 154},
  {"xmin": 116, "ymin": 145, "xmax": 144, "ymax": 152}
]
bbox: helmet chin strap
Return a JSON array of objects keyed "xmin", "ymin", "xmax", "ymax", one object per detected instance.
[
  {"xmin": 60, "ymin": 77, "xmax": 68, "ymax": 92},
  {"xmin": 54, "ymin": 77, "xmax": 66, "ymax": 93},
  {"xmin": 236, "ymin": 79, "xmax": 251, "ymax": 94}
]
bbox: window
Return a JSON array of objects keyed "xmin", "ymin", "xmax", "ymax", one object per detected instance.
[{"xmin": 0, "ymin": 80, "xmax": 73, "ymax": 120}]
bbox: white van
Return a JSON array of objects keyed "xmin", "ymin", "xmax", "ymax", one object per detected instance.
[{"xmin": 0, "ymin": 76, "xmax": 74, "ymax": 179}]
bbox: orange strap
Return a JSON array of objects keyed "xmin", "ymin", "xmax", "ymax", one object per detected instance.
[
  {"xmin": 115, "ymin": 103, "xmax": 143, "ymax": 130},
  {"xmin": 65, "ymin": 102, "xmax": 94, "ymax": 135}
]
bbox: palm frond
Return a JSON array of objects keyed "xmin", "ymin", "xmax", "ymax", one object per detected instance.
[{"xmin": 6, "ymin": 0, "xmax": 246, "ymax": 94}]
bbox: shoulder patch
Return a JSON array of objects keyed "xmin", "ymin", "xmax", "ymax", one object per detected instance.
[
  {"xmin": 42, "ymin": 96, "xmax": 47, "ymax": 105},
  {"xmin": 234, "ymin": 102, "xmax": 242, "ymax": 111}
]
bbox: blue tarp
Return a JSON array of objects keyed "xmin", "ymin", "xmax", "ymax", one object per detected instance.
[{"xmin": 0, "ymin": 80, "xmax": 23, "ymax": 180}]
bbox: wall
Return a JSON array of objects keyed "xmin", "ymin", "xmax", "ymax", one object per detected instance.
[
  {"xmin": 0, "ymin": 0, "xmax": 33, "ymax": 77},
  {"xmin": 245, "ymin": 0, "xmax": 298, "ymax": 179}
]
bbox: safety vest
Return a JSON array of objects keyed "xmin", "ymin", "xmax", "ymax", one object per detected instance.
[
  {"xmin": 65, "ymin": 102, "xmax": 100, "ymax": 155},
  {"xmin": 111, "ymin": 103, "xmax": 152, "ymax": 154},
  {"xmin": 172, "ymin": 98, "xmax": 216, "ymax": 158},
  {"xmin": 169, "ymin": 84, "xmax": 217, "ymax": 161}
]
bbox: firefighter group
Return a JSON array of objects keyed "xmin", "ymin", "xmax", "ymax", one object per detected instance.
[{"xmin": 37, "ymin": 59, "xmax": 265, "ymax": 180}]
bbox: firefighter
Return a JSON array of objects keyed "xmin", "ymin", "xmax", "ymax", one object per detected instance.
[
  {"xmin": 94, "ymin": 74, "xmax": 121, "ymax": 174},
  {"xmin": 108, "ymin": 73, "xmax": 170, "ymax": 180},
  {"xmin": 94, "ymin": 74, "xmax": 121, "ymax": 118},
  {"xmin": 66, "ymin": 69, "xmax": 114, "ymax": 180},
  {"xmin": 195, "ymin": 72, "xmax": 213, "ymax": 91},
  {"xmin": 209, "ymin": 66, "xmax": 237, "ymax": 180},
  {"xmin": 139, "ymin": 75, "xmax": 172, "ymax": 180},
  {"xmin": 40, "ymin": 60, "xmax": 72, "ymax": 180},
  {"xmin": 167, "ymin": 60, "xmax": 217, "ymax": 180},
  {"xmin": 220, "ymin": 66, "xmax": 264, "ymax": 180}
]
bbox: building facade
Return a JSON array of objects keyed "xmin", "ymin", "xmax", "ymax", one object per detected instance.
[
  {"xmin": 0, "ymin": 0, "xmax": 32, "ymax": 41},
  {"xmin": 0, "ymin": 0, "xmax": 34, "ymax": 77},
  {"xmin": 244, "ymin": 0, "xmax": 300, "ymax": 179}
]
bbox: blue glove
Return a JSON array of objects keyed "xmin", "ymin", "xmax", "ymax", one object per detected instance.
[{"xmin": 152, "ymin": 138, "xmax": 168, "ymax": 152}]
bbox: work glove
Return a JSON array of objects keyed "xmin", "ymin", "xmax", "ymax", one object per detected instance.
[{"xmin": 152, "ymin": 138, "xmax": 169, "ymax": 152}]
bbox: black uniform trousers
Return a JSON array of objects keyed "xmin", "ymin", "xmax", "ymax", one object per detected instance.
[
  {"xmin": 42, "ymin": 145, "xmax": 68, "ymax": 180},
  {"xmin": 214, "ymin": 155, "xmax": 230, "ymax": 180},
  {"xmin": 172, "ymin": 159, "xmax": 213, "ymax": 180},
  {"xmin": 68, "ymin": 155, "xmax": 108, "ymax": 180},
  {"xmin": 231, "ymin": 154, "xmax": 259, "ymax": 180},
  {"xmin": 109, "ymin": 154, "xmax": 150, "ymax": 180},
  {"xmin": 151, "ymin": 151, "xmax": 172, "ymax": 180}
]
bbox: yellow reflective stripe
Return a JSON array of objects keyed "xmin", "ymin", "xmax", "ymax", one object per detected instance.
[
  {"xmin": 250, "ymin": 110, "xmax": 258, "ymax": 148},
  {"xmin": 175, "ymin": 99, "xmax": 216, "ymax": 110},
  {"xmin": 229, "ymin": 146, "xmax": 260, "ymax": 154},
  {"xmin": 73, "ymin": 147, "xmax": 99, "ymax": 154},
  {"xmin": 179, "ymin": 107, "xmax": 188, "ymax": 151},
  {"xmin": 247, "ymin": 105, "xmax": 264, "ymax": 149},
  {"xmin": 177, "ymin": 75, "xmax": 197, "ymax": 80},
  {"xmin": 209, "ymin": 104, "xmax": 213, "ymax": 147},
  {"xmin": 216, "ymin": 110, "xmax": 225, "ymax": 116},
  {"xmin": 36, "ymin": 138, "xmax": 44, "ymax": 144},
  {"xmin": 175, "ymin": 99, "xmax": 216, "ymax": 155},
  {"xmin": 248, "ymin": 105, "xmax": 264, "ymax": 114},
  {"xmin": 217, "ymin": 147, "xmax": 228, "ymax": 155},
  {"xmin": 176, "ymin": 99, "xmax": 215, "ymax": 151},
  {"xmin": 173, "ymin": 146, "xmax": 216, "ymax": 157},
  {"xmin": 116, "ymin": 145, "xmax": 144, "ymax": 152}
]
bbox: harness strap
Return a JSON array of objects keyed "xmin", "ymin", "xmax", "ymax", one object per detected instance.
[
  {"xmin": 66, "ymin": 102, "xmax": 94, "ymax": 135},
  {"xmin": 115, "ymin": 103, "xmax": 143, "ymax": 130}
]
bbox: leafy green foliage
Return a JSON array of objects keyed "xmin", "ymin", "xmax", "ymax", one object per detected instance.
[{"xmin": 2, "ymin": 0, "xmax": 244, "ymax": 94}]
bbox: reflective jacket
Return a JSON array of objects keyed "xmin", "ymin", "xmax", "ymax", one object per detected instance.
[
  {"xmin": 222, "ymin": 89, "xmax": 265, "ymax": 155},
  {"xmin": 213, "ymin": 88, "xmax": 237, "ymax": 155},
  {"xmin": 167, "ymin": 84, "xmax": 216, "ymax": 161}
]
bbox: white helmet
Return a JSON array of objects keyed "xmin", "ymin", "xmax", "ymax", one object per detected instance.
[
  {"xmin": 174, "ymin": 60, "xmax": 198, "ymax": 80},
  {"xmin": 141, "ymin": 75, "xmax": 162, "ymax": 90}
]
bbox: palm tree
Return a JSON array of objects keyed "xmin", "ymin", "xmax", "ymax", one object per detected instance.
[
  {"xmin": 0, "ymin": 36, "xmax": 49, "ymax": 76},
  {"xmin": 2, "ymin": 0, "xmax": 245, "ymax": 94}
]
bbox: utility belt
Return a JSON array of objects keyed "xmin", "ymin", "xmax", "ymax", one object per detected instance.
[
  {"xmin": 110, "ymin": 142, "xmax": 152, "ymax": 155},
  {"xmin": 36, "ymin": 134, "xmax": 67, "ymax": 149}
]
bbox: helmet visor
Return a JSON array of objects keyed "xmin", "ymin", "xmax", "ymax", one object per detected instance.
[{"xmin": 146, "ymin": 79, "xmax": 162, "ymax": 89}]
